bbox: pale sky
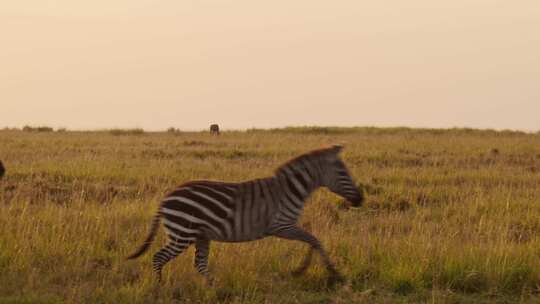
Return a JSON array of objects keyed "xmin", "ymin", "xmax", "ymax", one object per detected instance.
[{"xmin": 1, "ymin": 1, "xmax": 539, "ymax": 131}]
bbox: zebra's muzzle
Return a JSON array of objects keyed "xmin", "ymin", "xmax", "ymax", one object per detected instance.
[
  {"xmin": 348, "ymin": 187, "xmax": 364, "ymax": 207},
  {"xmin": 349, "ymin": 195, "xmax": 364, "ymax": 208}
]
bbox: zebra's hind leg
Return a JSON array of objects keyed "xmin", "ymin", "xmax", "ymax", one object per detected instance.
[
  {"xmin": 271, "ymin": 226, "xmax": 345, "ymax": 283},
  {"xmin": 152, "ymin": 240, "xmax": 192, "ymax": 282},
  {"xmin": 194, "ymin": 238, "xmax": 213, "ymax": 285}
]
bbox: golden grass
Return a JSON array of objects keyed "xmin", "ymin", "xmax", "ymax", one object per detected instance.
[{"xmin": 0, "ymin": 128, "xmax": 539, "ymax": 303}]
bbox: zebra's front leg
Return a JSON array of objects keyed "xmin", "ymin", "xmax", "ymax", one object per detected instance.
[
  {"xmin": 291, "ymin": 247, "xmax": 314, "ymax": 277},
  {"xmin": 194, "ymin": 238, "xmax": 213, "ymax": 285},
  {"xmin": 271, "ymin": 226, "xmax": 344, "ymax": 283}
]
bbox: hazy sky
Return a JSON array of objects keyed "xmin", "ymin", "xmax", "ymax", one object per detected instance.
[{"xmin": 2, "ymin": 1, "xmax": 539, "ymax": 131}]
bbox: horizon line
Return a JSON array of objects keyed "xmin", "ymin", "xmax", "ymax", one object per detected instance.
[{"xmin": 2, "ymin": 125, "xmax": 538, "ymax": 134}]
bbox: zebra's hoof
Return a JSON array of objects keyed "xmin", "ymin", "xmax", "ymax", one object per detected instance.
[
  {"xmin": 328, "ymin": 273, "xmax": 346, "ymax": 285},
  {"xmin": 205, "ymin": 276, "xmax": 215, "ymax": 286}
]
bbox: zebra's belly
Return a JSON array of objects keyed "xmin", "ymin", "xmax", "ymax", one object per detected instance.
[
  {"xmin": 206, "ymin": 225, "xmax": 269, "ymax": 243},
  {"xmin": 212, "ymin": 234, "xmax": 267, "ymax": 243},
  {"xmin": 205, "ymin": 223, "xmax": 267, "ymax": 243}
]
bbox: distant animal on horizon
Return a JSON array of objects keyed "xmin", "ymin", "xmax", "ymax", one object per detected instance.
[
  {"xmin": 127, "ymin": 145, "xmax": 364, "ymax": 285},
  {"xmin": 0, "ymin": 160, "xmax": 5, "ymax": 179},
  {"xmin": 209, "ymin": 124, "xmax": 220, "ymax": 135}
]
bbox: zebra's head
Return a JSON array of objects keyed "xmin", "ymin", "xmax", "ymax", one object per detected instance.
[{"xmin": 319, "ymin": 145, "xmax": 364, "ymax": 207}]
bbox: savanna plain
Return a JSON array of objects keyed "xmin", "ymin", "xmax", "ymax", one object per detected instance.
[{"xmin": 0, "ymin": 127, "xmax": 539, "ymax": 304}]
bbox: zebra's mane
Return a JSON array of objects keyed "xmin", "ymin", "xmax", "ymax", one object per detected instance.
[{"xmin": 274, "ymin": 146, "xmax": 340, "ymax": 175}]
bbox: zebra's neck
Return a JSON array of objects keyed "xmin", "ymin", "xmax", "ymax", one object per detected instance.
[{"xmin": 273, "ymin": 161, "xmax": 321, "ymax": 212}]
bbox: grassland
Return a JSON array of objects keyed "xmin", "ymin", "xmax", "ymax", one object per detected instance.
[{"xmin": 0, "ymin": 127, "xmax": 539, "ymax": 303}]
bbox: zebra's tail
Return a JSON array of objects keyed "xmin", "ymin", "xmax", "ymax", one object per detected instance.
[{"xmin": 127, "ymin": 213, "xmax": 161, "ymax": 260}]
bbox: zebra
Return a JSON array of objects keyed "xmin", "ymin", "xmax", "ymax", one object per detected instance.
[
  {"xmin": 209, "ymin": 124, "xmax": 220, "ymax": 135},
  {"xmin": 127, "ymin": 145, "xmax": 364, "ymax": 284}
]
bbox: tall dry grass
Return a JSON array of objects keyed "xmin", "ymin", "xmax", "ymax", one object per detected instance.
[{"xmin": 0, "ymin": 128, "xmax": 539, "ymax": 303}]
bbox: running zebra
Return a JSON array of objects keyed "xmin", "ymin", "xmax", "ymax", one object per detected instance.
[{"xmin": 127, "ymin": 145, "xmax": 363, "ymax": 284}]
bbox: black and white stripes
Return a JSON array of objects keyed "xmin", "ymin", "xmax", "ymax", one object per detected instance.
[{"xmin": 128, "ymin": 145, "xmax": 363, "ymax": 283}]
